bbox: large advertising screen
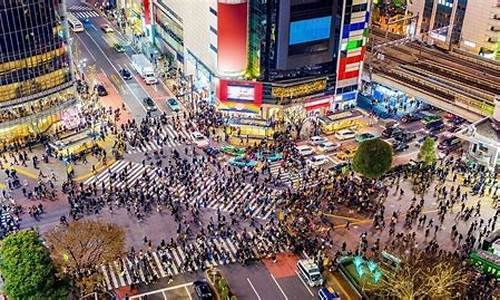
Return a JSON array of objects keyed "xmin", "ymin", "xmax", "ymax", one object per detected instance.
[
  {"xmin": 289, "ymin": 16, "xmax": 332, "ymax": 45},
  {"xmin": 227, "ymin": 85, "xmax": 255, "ymax": 101}
]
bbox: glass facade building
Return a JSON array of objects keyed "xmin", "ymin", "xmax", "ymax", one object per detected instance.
[{"xmin": 0, "ymin": 0, "xmax": 74, "ymax": 145}]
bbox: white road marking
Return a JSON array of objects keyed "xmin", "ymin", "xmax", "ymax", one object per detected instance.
[
  {"xmin": 74, "ymin": 33, "xmax": 96, "ymax": 61},
  {"xmin": 295, "ymin": 271, "xmax": 314, "ymax": 297},
  {"xmin": 129, "ymin": 282, "xmax": 193, "ymax": 299},
  {"xmin": 161, "ymin": 291, "xmax": 168, "ymax": 300},
  {"xmin": 185, "ymin": 286, "xmax": 193, "ymax": 300},
  {"xmin": 84, "ymin": 30, "xmax": 147, "ymax": 112},
  {"xmin": 271, "ymin": 274, "xmax": 288, "ymax": 300},
  {"xmin": 247, "ymin": 278, "xmax": 262, "ymax": 300}
]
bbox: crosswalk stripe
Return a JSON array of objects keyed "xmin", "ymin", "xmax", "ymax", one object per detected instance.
[
  {"xmin": 101, "ymin": 265, "xmax": 113, "ymax": 290},
  {"xmin": 152, "ymin": 252, "xmax": 167, "ymax": 277}
]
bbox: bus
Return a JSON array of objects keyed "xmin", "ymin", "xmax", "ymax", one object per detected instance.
[
  {"xmin": 468, "ymin": 250, "xmax": 500, "ymax": 278},
  {"xmin": 67, "ymin": 12, "xmax": 84, "ymax": 32}
]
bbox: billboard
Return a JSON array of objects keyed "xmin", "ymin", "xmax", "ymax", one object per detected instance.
[
  {"xmin": 217, "ymin": 79, "xmax": 263, "ymax": 114},
  {"xmin": 217, "ymin": 1, "xmax": 248, "ymax": 74},
  {"xmin": 289, "ymin": 16, "xmax": 332, "ymax": 45}
]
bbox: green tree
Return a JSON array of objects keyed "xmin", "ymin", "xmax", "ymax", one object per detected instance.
[
  {"xmin": 418, "ymin": 137, "xmax": 437, "ymax": 166},
  {"xmin": 0, "ymin": 230, "xmax": 68, "ymax": 300},
  {"xmin": 352, "ymin": 138, "xmax": 393, "ymax": 178}
]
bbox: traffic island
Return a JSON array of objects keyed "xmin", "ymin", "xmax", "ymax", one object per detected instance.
[{"xmin": 206, "ymin": 267, "xmax": 237, "ymax": 300}]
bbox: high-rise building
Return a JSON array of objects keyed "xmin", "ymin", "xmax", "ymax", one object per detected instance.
[
  {"xmin": 0, "ymin": 0, "xmax": 75, "ymax": 145},
  {"xmin": 407, "ymin": 0, "xmax": 499, "ymax": 59},
  {"xmin": 150, "ymin": 0, "xmax": 370, "ymax": 135}
]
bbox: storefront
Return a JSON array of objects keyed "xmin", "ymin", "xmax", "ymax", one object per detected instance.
[{"xmin": 225, "ymin": 117, "xmax": 275, "ymax": 139}]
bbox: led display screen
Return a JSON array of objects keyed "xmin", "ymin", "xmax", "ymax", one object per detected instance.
[
  {"xmin": 227, "ymin": 85, "xmax": 255, "ymax": 101},
  {"xmin": 289, "ymin": 16, "xmax": 332, "ymax": 45}
]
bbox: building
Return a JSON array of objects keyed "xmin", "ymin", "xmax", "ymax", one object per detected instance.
[
  {"xmin": 0, "ymin": 0, "xmax": 76, "ymax": 146},
  {"xmin": 144, "ymin": 0, "xmax": 370, "ymax": 137},
  {"xmin": 455, "ymin": 96, "xmax": 500, "ymax": 171},
  {"xmin": 407, "ymin": 0, "xmax": 499, "ymax": 59},
  {"xmin": 459, "ymin": 0, "xmax": 500, "ymax": 60}
]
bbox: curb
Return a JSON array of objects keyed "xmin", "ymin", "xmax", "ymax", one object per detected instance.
[{"xmin": 73, "ymin": 158, "xmax": 117, "ymax": 182}]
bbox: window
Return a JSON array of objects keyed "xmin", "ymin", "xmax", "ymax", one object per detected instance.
[
  {"xmin": 209, "ymin": 26, "xmax": 217, "ymax": 35},
  {"xmin": 209, "ymin": 7, "xmax": 217, "ymax": 16},
  {"xmin": 209, "ymin": 44, "xmax": 218, "ymax": 53}
]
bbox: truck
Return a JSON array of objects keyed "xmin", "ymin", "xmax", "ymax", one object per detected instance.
[{"xmin": 131, "ymin": 54, "xmax": 158, "ymax": 85}]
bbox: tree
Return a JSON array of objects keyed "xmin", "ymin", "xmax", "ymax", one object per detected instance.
[
  {"xmin": 0, "ymin": 230, "xmax": 68, "ymax": 300},
  {"xmin": 44, "ymin": 219, "xmax": 125, "ymax": 294},
  {"xmin": 367, "ymin": 250, "xmax": 469, "ymax": 299},
  {"xmin": 418, "ymin": 137, "xmax": 437, "ymax": 166},
  {"xmin": 352, "ymin": 138, "xmax": 393, "ymax": 178},
  {"xmin": 283, "ymin": 106, "xmax": 308, "ymax": 139}
]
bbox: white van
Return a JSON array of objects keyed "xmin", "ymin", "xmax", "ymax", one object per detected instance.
[
  {"xmin": 297, "ymin": 259, "xmax": 323, "ymax": 287},
  {"xmin": 296, "ymin": 145, "xmax": 314, "ymax": 156}
]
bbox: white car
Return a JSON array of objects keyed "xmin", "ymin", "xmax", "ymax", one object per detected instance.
[
  {"xmin": 307, "ymin": 155, "xmax": 328, "ymax": 167},
  {"xmin": 309, "ymin": 136, "xmax": 328, "ymax": 146},
  {"xmin": 317, "ymin": 141, "xmax": 339, "ymax": 153},
  {"xmin": 192, "ymin": 131, "xmax": 209, "ymax": 148},
  {"xmin": 296, "ymin": 145, "xmax": 314, "ymax": 156},
  {"xmin": 335, "ymin": 129, "xmax": 356, "ymax": 140},
  {"xmin": 101, "ymin": 24, "xmax": 114, "ymax": 33}
]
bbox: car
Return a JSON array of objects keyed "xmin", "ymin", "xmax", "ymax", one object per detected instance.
[
  {"xmin": 193, "ymin": 280, "xmax": 214, "ymax": 300},
  {"xmin": 355, "ymin": 132, "xmax": 378, "ymax": 143},
  {"xmin": 296, "ymin": 145, "xmax": 314, "ymax": 156},
  {"xmin": 220, "ymin": 145, "xmax": 245, "ymax": 156},
  {"xmin": 83, "ymin": 18, "xmax": 91, "ymax": 24},
  {"xmin": 450, "ymin": 116, "xmax": 466, "ymax": 125},
  {"xmin": 101, "ymin": 24, "xmax": 114, "ymax": 33},
  {"xmin": 421, "ymin": 114, "xmax": 442, "ymax": 125},
  {"xmin": 438, "ymin": 137, "xmax": 462, "ymax": 154},
  {"xmin": 96, "ymin": 84, "xmax": 107, "ymax": 96},
  {"xmin": 204, "ymin": 146, "xmax": 220, "ymax": 157},
  {"xmin": 166, "ymin": 98, "xmax": 181, "ymax": 111},
  {"xmin": 112, "ymin": 42, "xmax": 126, "ymax": 53},
  {"xmin": 317, "ymin": 141, "xmax": 339, "ymax": 153},
  {"xmin": 119, "ymin": 68, "xmax": 132, "ymax": 80},
  {"xmin": 395, "ymin": 132, "xmax": 417, "ymax": 143},
  {"xmin": 307, "ymin": 155, "xmax": 328, "ymax": 167},
  {"xmin": 401, "ymin": 113, "xmax": 423, "ymax": 123},
  {"xmin": 393, "ymin": 141, "xmax": 409, "ymax": 153},
  {"xmin": 143, "ymin": 97, "xmax": 157, "ymax": 111},
  {"xmin": 256, "ymin": 151, "xmax": 283, "ymax": 162},
  {"xmin": 381, "ymin": 126, "xmax": 402, "ymax": 138},
  {"xmin": 335, "ymin": 145, "xmax": 358, "ymax": 161},
  {"xmin": 192, "ymin": 131, "xmax": 209, "ymax": 148},
  {"xmin": 425, "ymin": 120, "xmax": 445, "ymax": 133},
  {"xmin": 318, "ymin": 287, "xmax": 341, "ymax": 300},
  {"xmin": 335, "ymin": 129, "xmax": 356, "ymax": 140},
  {"xmin": 309, "ymin": 135, "xmax": 328, "ymax": 146},
  {"xmin": 228, "ymin": 157, "xmax": 257, "ymax": 168},
  {"xmin": 329, "ymin": 162, "xmax": 351, "ymax": 173}
]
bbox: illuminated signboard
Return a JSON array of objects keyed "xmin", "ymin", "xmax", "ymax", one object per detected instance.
[
  {"xmin": 227, "ymin": 85, "xmax": 255, "ymax": 101},
  {"xmin": 272, "ymin": 79, "xmax": 326, "ymax": 98},
  {"xmin": 289, "ymin": 16, "xmax": 332, "ymax": 45}
]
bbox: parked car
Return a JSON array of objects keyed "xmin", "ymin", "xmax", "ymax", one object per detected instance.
[
  {"xmin": 119, "ymin": 68, "xmax": 132, "ymax": 80},
  {"xmin": 382, "ymin": 126, "xmax": 402, "ymax": 138},
  {"xmin": 221, "ymin": 145, "xmax": 245, "ymax": 156},
  {"xmin": 143, "ymin": 97, "xmax": 157, "ymax": 111},
  {"xmin": 192, "ymin": 131, "xmax": 209, "ymax": 148},
  {"xmin": 193, "ymin": 280, "xmax": 214, "ymax": 300},
  {"xmin": 425, "ymin": 120, "xmax": 445, "ymax": 133},
  {"xmin": 421, "ymin": 114, "xmax": 442, "ymax": 125},
  {"xmin": 438, "ymin": 137, "xmax": 462, "ymax": 154},
  {"xmin": 309, "ymin": 135, "xmax": 328, "ymax": 146},
  {"xmin": 450, "ymin": 116, "xmax": 466, "ymax": 125},
  {"xmin": 166, "ymin": 98, "xmax": 181, "ymax": 111},
  {"xmin": 335, "ymin": 129, "xmax": 356, "ymax": 140},
  {"xmin": 100, "ymin": 24, "xmax": 114, "ymax": 33},
  {"xmin": 393, "ymin": 141, "xmax": 409, "ymax": 153},
  {"xmin": 228, "ymin": 157, "xmax": 257, "ymax": 168},
  {"xmin": 96, "ymin": 84, "xmax": 108, "ymax": 96},
  {"xmin": 318, "ymin": 287, "xmax": 341, "ymax": 300},
  {"xmin": 112, "ymin": 42, "xmax": 125, "ymax": 53},
  {"xmin": 307, "ymin": 155, "xmax": 328, "ymax": 167},
  {"xmin": 395, "ymin": 132, "xmax": 417, "ymax": 143},
  {"xmin": 317, "ymin": 141, "xmax": 339, "ymax": 153},
  {"xmin": 355, "ymin": 132, "xmax": 378, "ymax": 143},
  {"xmin": 256, "ymin": 151, "xmax": 283, "ymax": 162},
  {"xmin": 296, "ymin": 145, "xmax": 314, "ymax": 156},
  {"xmin": 401, "ymin": 113, "xmax": 423, "ymax": 123}
]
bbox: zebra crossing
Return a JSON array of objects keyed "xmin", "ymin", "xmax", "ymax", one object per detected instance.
[
  {"xmin": 99, "ymin": 232, "xmax": 285, "ymax": 290},
  {"xmin": 69, "ymin": 5, "xmax": 100, "ymax": 19},
  {"xmin": 269, "ymin": 161, "xmax": 306, "ymax": 187},
  {"xmin": 83, "ymin": 160, "xmax": 279, "ymax": 219},
  {"xmin": 125, "ymin": 124, "xmax": 193, "ymax": 154}
]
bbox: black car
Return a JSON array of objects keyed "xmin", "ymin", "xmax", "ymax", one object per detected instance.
[
  {"xmin": 143, "ymin": 97, "xmax": 157, "ymax": 111},
  {"xmin": 401, "ymin": 113, "xmax": 423, "ymax": 123},
  {"xmin": 438, "ymin": 137, "xmax": 462, "ymax": 154},
  {"xmin": 395, "ymin": 132, "xmax": 417, "ymax": 143},
  {"xmin": 193, "ymin": 280, "xmax": 214, "ymax": 300},
  {"xmin": 120, "ymin": 68, "xmax": 132, "ymax": 80},
  {"xmin": 204, "ymin": 146, "xmax": 220, "ymax": 157},
  {"xmin": 450, "ymin": 116, "xmax": 466, "ymax": 125},
  {"xmin": 426, "ymin": 120, "xmax": 445, "ymax": 134},
  {"xmin": 382, "ymin": 126, "xmax": 403, "ymax": 138},
  {"xmin": 96, "ymin": 84, "xmax": 108, "ymax": 96},
  {"xmin": 393, "ymin": 142, "xmax": 409, "ymax": 153}
]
